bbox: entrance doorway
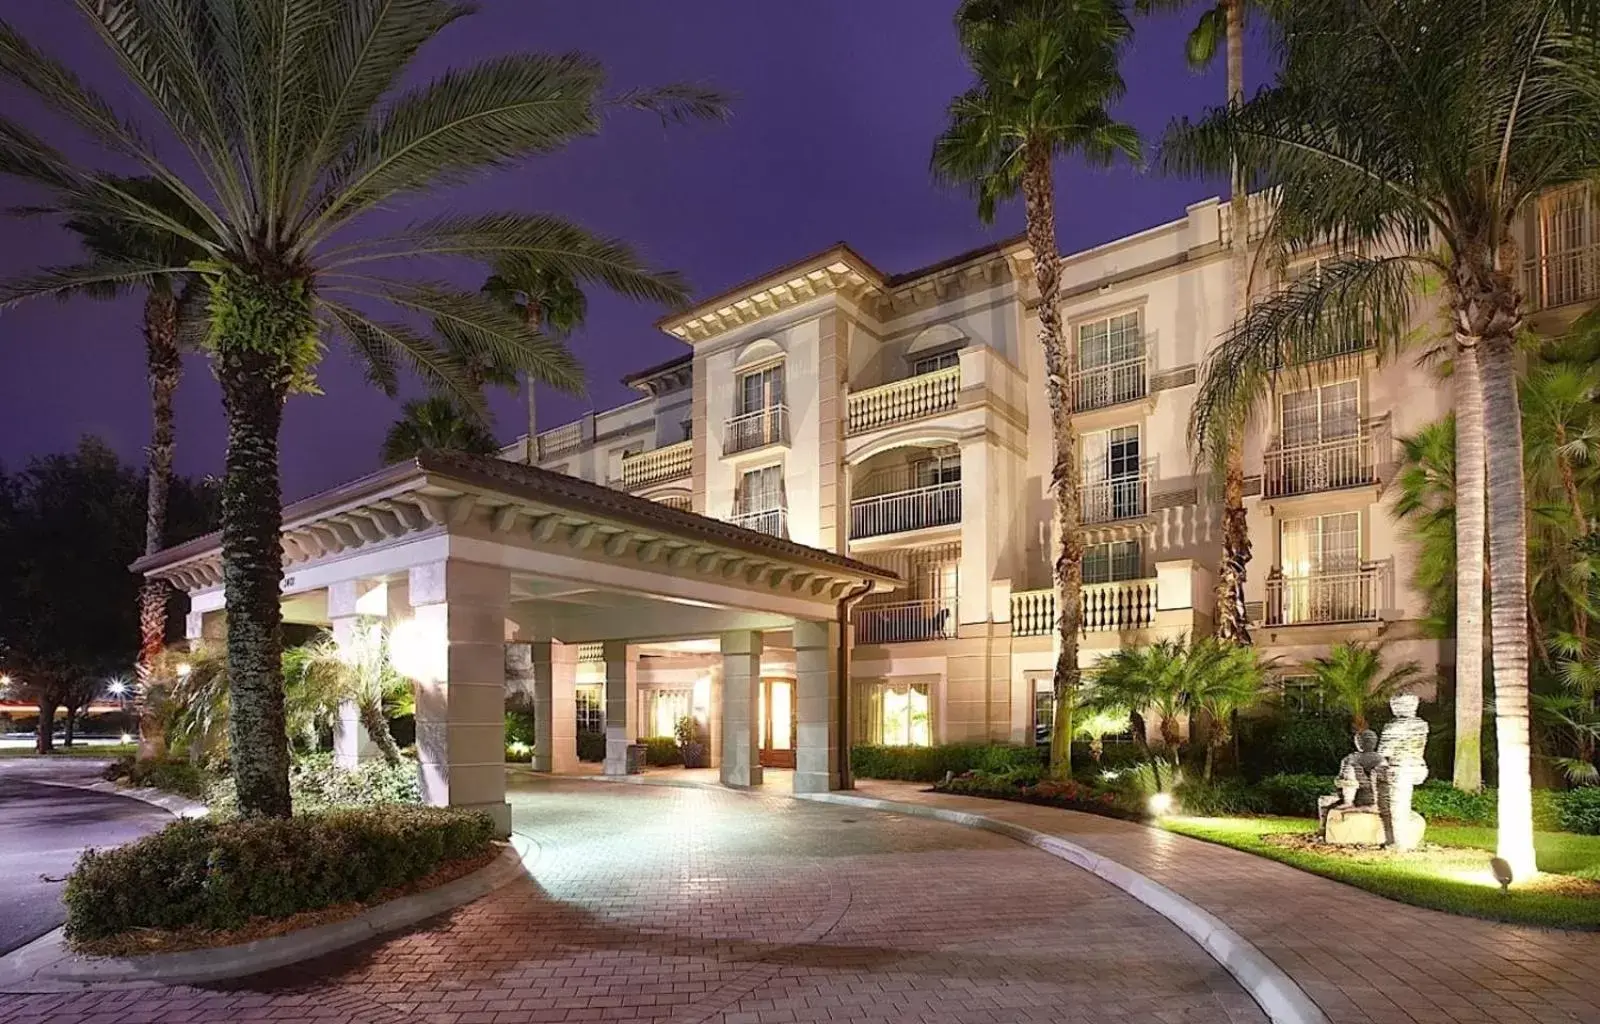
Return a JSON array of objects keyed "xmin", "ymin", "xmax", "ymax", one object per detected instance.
[{"xmin": 757, "ymin": 678, "xmax": 796, "ymax": 768}]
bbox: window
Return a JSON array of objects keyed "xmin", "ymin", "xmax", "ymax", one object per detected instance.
[
  {"xmin": 737, "ymin": 464, "xmax": 784, "ymax": 514},
  {"xmin": 1281, "ymin": 380, "xmax": 1359, "ymax": 447},
  {"xmin": 680, "ymin": 419, "xmax": 693, "ymax": 441},
  {"xmin": 1033, "ymin": 678, "xmax": 1055, "ymax": 748},
  {"xmin": 911, "ymin": 349, "xmax": 960, "ymax": 376},
  {"xmin": 856, "ymin": 680, "xmax": 932, "ymax": 746},
  {"xmin": 643, "ymin": 688, "xmax": 692, "ymax": 739},
  {"xmin": 1082, "ymin": 425, "xmax": 1144, "ymax": 521},
  {"xmin": 737, "ymin": 363, "xmax": 785, "ymax": 416},
  {"xmin": 1535, "ymin": 186, "xmax": 1599, "ymax": 308},
  {"xmin": 1082, "ymin": 540, "xmax": 1142, "ymax": 585},
  {"xmin": 1281, "ymin": 512, "xmax": 1361, "ymax": 577},
  {"xmin": 1275, "ymin": 512, "xmax": 1366, "ymax": 625},
  {"xmin": 1076, "ymin": 311, "xmax": 1142, "ymax": 370},
  {"xmin": 912, "ymin": 450, "xmax": 961, "ymax": 488},
  {"xmin": 575, "ymin": 685, "xmax": 604, "ymax": 734}
]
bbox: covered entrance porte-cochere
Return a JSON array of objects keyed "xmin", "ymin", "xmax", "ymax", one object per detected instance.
[{"xmin": 134, "ymin": 451, "xmax": 900, "ymax": 834}]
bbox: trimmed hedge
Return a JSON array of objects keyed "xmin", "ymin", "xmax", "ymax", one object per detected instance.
[
  {"xmin": 64, "ymin": 805, "xmax": 496, "ymax": 942},
  {"xmin": 850, "ymin": 743, "xmax": 1042, "ymax": 782},
  {"xmin": 642, "ymin": 737, "xmax": 683, "ymax": 767}
]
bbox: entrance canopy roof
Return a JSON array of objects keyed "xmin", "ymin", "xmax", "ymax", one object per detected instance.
[{"xmin": 134, "ymin": 451, "xmax": 901, "ymax": 642}]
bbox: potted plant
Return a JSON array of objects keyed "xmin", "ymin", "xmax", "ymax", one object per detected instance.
[{"xmin": 676, "ymin": 715, "xmax": 708, "ymax": 768}]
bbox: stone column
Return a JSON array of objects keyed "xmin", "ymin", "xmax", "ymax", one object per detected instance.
[
  {"xmin": 719, "ymin": 630, "xmax": 763, "ymax": 787},
  {"xmin": 706, "ymin": 662, "xmax": 724, "ymax": 769},
  {"xmin": 408, "ymin": 560, "xmax": 512, "ymax": 836},
  {"xmin": 793, "ymin": 620, "xmax": 840, "ymax": 794},
  {"xmin": 328, "ymin": 579, "xmax": 387, "ymax": 769},
  {"xmin": 531, "ymin": 640, "xmax": 578, "ymax": 774},
  {"xmin": 602, "ymin": 640, "xmax": 639, "ymax": 776}
]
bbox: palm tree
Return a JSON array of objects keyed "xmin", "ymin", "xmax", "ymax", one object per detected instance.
[
  {"xmin": 382, "ymin": 396, "xmax": 501, "ymax": 464},
  {"xmin": 1306, "ymin": 642, "xmax": 1423, "ymax": 733},
  {"xmin": 1165, "ymin": 0, "xmax": 1600, "ymax": 877},
  {"xmin": 51, "ymin": 176, "xmax": 206, "ymax": 759},
  {"xmin": 284, "ymin": 627, "xmax": 409, "ymax": 767},
  {"xmin": 931, "ymin": 0, "xmax": 1140, "ymax": 775},
  {"xmin": 0, "ymin": 2, "xmax": 723, "ymax": 817},
  {"xmin": 1087, "ymin": 636, "xmax": 1196, "ymax": 751},
  {"xmin": 1392, "ymin": 420, "xmax": 1460, "ymax": 639},
  {"xmin": 1074, "ymin": 704, "xmax": 1131, "ymax": 764},
  {"xmin": 1135, "ymin": 0, "xmax": 1262, "ymax": 644},
  {"xmin": 1521, "ymin": 363, "xmax": 1600, "ymax": 639},
  {"xmin": 1187, "ymin": 641, "xmax": 1271, "ymax": 779},
  {"xmin": 482, "ymin": 261, "xmax": 589, "ymax": 464}
]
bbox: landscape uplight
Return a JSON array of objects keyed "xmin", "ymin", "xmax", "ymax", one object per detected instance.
[
  {"xmin": 1148, "ymin": 792, "xmax": 1174, "ymax": 817},
  {"xmin": 175, "ymin": 662, "xmax": 192, "ymax": 678}
]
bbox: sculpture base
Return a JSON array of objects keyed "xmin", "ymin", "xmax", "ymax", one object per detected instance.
[{"xmin": 1323, "ymin": 806, "xmax": 1425, "ymax": 848}]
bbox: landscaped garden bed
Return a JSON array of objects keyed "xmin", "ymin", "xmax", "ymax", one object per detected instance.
[{"xmin": 63, "ymin": 805, "xmax": 499, "ymax": 955}]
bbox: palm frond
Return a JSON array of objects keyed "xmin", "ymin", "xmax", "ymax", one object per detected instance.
[
  {"xmin": 610, "ymin": 83, "xmax": 732, "ymax": 125},
  {"xmin": 319, "ymin": 299, "xmax": 485, "ymax": 419},
  {"xmin": 0, "ymin": 260, "xmax": 197, "ymax": 309}
]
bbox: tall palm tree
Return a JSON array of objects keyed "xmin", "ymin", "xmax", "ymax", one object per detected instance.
[
  {"xmin": 1136, "ymin": 0, "xmax": 1261, "ymax": 644},
  {"xmin": 0, "ymin": 1, "xmax": 722, "ymax": 817},
  {"xmin": 931, "ymin": 0, "xmax": 1140, "ymax": 775},
  {"xmin": 1306, "ymin": 641, "xmax": 1423, "ymax": 733},
  {"xmin": 51, "ymin": 176, "xmax": 206, "ymax": 759},
  {"xmin": 382, "ymin": 396, "xmax": 501, "ymax": 464},
  {"xmin": 482, "ymin": 261, "xmax": 588, "ymax": 464},
  {"xmin": 1164, "ymin": 0, "xmax": 1600, "ymax": 875}
]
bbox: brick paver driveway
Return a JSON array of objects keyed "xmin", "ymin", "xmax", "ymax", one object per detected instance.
[{"xmin": 1, "ymin": 777, "xmax": 1262, "ymax": 1024}]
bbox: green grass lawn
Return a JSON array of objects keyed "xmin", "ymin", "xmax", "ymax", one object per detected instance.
[
  {"xmin": 1162, "ymin": 815, "xmax": 1600, "ymax": 929},
  {"xmin": 0, "ymin": 742, "xmax": 136, "ymax": 759}
]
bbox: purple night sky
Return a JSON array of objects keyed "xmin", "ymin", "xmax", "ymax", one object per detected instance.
[{"xmin": 0, "ymin": 2, "xmax": 1265, "ymax": 502}]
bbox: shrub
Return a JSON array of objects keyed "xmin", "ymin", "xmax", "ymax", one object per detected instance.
[
  {"xmin": 63, "ymin": 805, "xmax": 496, "ymax": 942},
  {"xmin": 103, "ymin": 756, "xmax": 213, "ymax": 799},
  {"xmin": 207, "ymin": 753, "xmax": 419, "ymax": 815},
  {"xmin": 1173, "ymin": 778, "xmax": 1269, "ymax": 816},
  {"xmin": 504, "ymin": 704, "xmax": 535, "ymax": 748},
  {"xmin": 642, "ymin": 737, "xmax": 682, "ymax": 767},
  {"xmin": 1555, "ymin": 786, "xmax": 1600, "ymax": 835},
  {"xmin": 576, "ymin": 730, "xmax": 605, "ymax": 763},
  {"xmin": 504, "ymin": 742, "xmax": 533, "ymax": 764},
  {"xmin": 1411, "ymin": 780, "xmax": 1496, "ymax": 825},
  {"xmin": 850, "ymin": 743, "xmax": 1041, "ymax": 782},
  {"xmin": 1238, "ymin": 715, "xmax": 1351, "ymax": 778},
  {"xmin": 937, "ymin": 769, "xmax": 1142, "ymax": 820},
  {"xmin": 1254, "ymin": 773, "xmax": 1330, "ymax": 817}
]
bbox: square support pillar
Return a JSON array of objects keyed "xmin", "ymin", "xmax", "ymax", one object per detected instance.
[
  {"xmin": 328, "ymin": 580, "xmax": 390, "ymax": 770},
  {"xmin": 719, "ymin": 630, "xmax": 763, "ymax": 788},
  {"xmin": 602, "ymin": 640, "xmax": 639, "ymax": 776},
  {"xmin": 531, "ymin": 640, "xmax": 579, "ymax": 774},
  {"xmin": 793, "ymin": 620, "xmax": 841, "ymax": 794},
  {"xmin": 407, "ymin": 560, "xmax": 512, "ymax": 836}
]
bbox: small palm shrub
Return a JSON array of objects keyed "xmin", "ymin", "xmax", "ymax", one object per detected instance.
[{"xmin": 64, "ymin": 806, "xmax": 495, "ymax": 943}]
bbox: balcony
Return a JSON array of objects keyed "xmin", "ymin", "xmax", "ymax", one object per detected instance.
[
  {"xmin": 1010, "ymin": 578, "xmax": 1159, "ymax": 637},
  {"xmin": 1071, "ymin": 355, "xmax": 1148, "ymax": 412},
  {"xmin": 731, "ymin": 507, "xmax": 787, "ymax": 538},
  {"xmin": 620, "ymin": 440, "xmax": 692, "ymax": 490},
  {"xmin": 1522, "ymin": 242, "xmax": 1600, "ymax": 312},
  {"xmin": 850, "ymin": 481, "xmax": 961, "ymax": 540},
  {"xmin": 856, "ymin": 598, "xmax": 956, "ymax": 644},
  {"xmin": 846, "ymin": 366, "xmax": 960, "ymax": 436},
  {"xmin": 1263, "ymin": 434, "xmax": 1376, "ymax": 498},
  {"xmin": 1266, "ymin": 563, "xmax": 1386, "ymax": 626},
  {"xmin": 536, "ymin": 421, "xmax": 583, "ymax": 460},
  {"xmin": 724, "ymin": 406, "xmax": 789, "ymax": 456},
  {"xmin": 1080, "ymin": 474, "xmax": 1148, "ymax": 525}
]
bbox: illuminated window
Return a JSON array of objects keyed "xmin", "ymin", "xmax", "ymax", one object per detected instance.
[
  {"xmin": 644, "ymin": 688, "xmax": 691, "ymax": 739},
  {"xmin": 1076, "ymin": 311, "xmax": 1142, "ymax": 370},
  {"xmin": 856, "ymin": 680, "xmax": 932, "ymax": 746},
  {"xmin": 1082, "ymin": 540, "xmax": 1142, "ymax": 584},
  {"xmin": 575, "ymin": 685, "xmax": 604, "ymax": 734},
  {"xmin": 911, "ymin": 349, "xmax": 959, "ymax": 376}
]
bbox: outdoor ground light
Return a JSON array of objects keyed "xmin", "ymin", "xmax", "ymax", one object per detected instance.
[
  {"xmin": 175, "ymin": 662, "xmax": 192, "ymax": 678},
  {"xmin": 120, "ymin": 733, "xmax": 133, "ymax": 744},
  {"xmin": 1148, "ymin": 792, "xmax": 1174, "ymax": 816},
  {"xmin": 1490, "ymin": 856, "xmax": 1514, "ymax": 893}
]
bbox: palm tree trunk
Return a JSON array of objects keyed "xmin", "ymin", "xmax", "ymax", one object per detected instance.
[
  {"xmin": 138, "ymin": 286, "xmax": 181, "ymax": 761},
  {"xmin": 1214, "ymin": 0, "xmax": 1253, "ymax": 645},
  {"xmin": 1022, "ymin": 140, "xmax": 1082, "ymax": 777},
  {"xmin": 1480, "ymin": 334, "xmax": 1537, "ymax": 879},
  {"xmin": 217, "ymin": 340, "xmax": 293, "ymax": 819},
  {"xmin": 64, "ymin": 708, "xmax": 76, "ymax": 747},
  {"xmin": 358, "ymin": 697, "xmax": 402, "ymax": 767},
  {"xmin": 35, "ymin": 697, "xmax": 57, "ymax": 754},
  {"xmin": 1554, "ymin": 425, "xmax": 1588, "ymax": 643},
  {"xmin": 1454, "ymin": 340, "xmax": 1487, "ymax": 791},
  {"xmin": 524, "ymin": 305, "xmax": 541, "ymax": 465}
]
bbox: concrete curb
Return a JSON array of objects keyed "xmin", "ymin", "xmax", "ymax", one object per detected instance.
[
  {"xmin": 23, "ymin": 776, "xmax": 210, "ymax": 819},
  {"xmin": 796, "ymin": 792, "xmax": 1330, "ymax": 1024},
  {"xmin": 0, "ymin": 835, "xmax": 539, "ymax": 993}
]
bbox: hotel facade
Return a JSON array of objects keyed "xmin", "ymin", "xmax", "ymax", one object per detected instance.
[{"xmin": 138, "ymin": 187, "xmax": 1597, "ymax": 823}]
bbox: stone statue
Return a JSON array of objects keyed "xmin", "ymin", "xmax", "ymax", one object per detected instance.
[
  {"xmin": 1375, "ymin": 693, "xmax": 1429, "ymax": 850},
  {"xmin": 1319, "ymin": 729, "xmax": 1389, "ymax": 845}
]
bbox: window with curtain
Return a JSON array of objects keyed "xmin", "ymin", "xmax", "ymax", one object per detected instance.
[
  {"xmin": 737, "ymin": 464, "xmax": 784, "ymax": 514},
  {"xmin": 737, "ymin": 363, "xmax": 785, "ymax": 415},
  {"xmin": 912, "ymin": 449, "xmax": 961, "ymax": 488},
  {"xmin": 1076, "ymin": 311, "xmax": 1142, "ymax": 370},
  {"xmin": 1280, "ymin": 380, "xmax": 1359, "ymax": 447},
  {"xmin": 1280, "ymin": 512, "xmax": 1361, "ymax": 576},
  {"xmin": 643, "ymin": 689, "xmax": 692, "ymax": 739},
  {"xmin": 855, "ymin": 680, "xmax": 932, "ymax": 746},
  {"xmin": 1082, "ymin": 540, "xmax": 1142, "ymax": 584}
]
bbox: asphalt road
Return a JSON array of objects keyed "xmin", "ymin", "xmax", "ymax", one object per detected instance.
[{"xmin": 0, "ymin": 759, "xmax": 172, "ymax": 955}]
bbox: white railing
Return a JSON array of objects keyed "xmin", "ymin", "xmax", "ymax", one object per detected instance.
[
  {"xmin": 1263, "ymin": 435, "xmax": 1376, "ymax": 498},
  {"xmin": 1009, "ymin": 578, "xmax": 1160, "ymax": 637},
  {"xmin": 846, "ymin": 366, "xmax": 960, "ymax": 435},
  {"xmin": 1267, "ymin": 564, "xmax": 1386, "ymax": 625},
  {"xmin": 1071, "ymin": 355, "xmax": 1148, "ymax": 412},
  {"xmin": 1080, "ymin": 474, "xmax": 1148, "ymax": 524},
  {"xmin": 1218, "ymin": 193, "xmax": 1274, "ymax": 247},
  {"xmin": 856, "ymin": 598, "xmax": 957, "ymax": 644},
  {"xmin": 849, "ymin": 482, "xmax": 961, "ymax": 539},
  {"xmin": 620, "ymin": 440, "xmax": 692, "ymax": 489},
  {"xmin": 724, "ymin": 405, "xmax": 789, "ymax": 455},
  {"xmin": 1522, "ymin": 242, "xmax": 1600, "ymax": 312},
  {"xmin": 731, "ymin": 507, "xmax": 787, "ymax": 538},
  {"xmin": 536, "ymin": 422, "xmax": 583, "ymax": 460}
]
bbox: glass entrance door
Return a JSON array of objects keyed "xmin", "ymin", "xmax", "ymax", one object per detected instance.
[{"xmin": 757, "ymin": 678, "xmax": 796, "ymax": 769}]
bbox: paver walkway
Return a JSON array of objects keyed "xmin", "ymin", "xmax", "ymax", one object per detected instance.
[
  {"xmin": 850, "ymin": 781, "xmax": 1600, "ymax": 1024},
  {"xmin": 0, "ymin": 777, "xmax": 1259, "ymax": 1024}
]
